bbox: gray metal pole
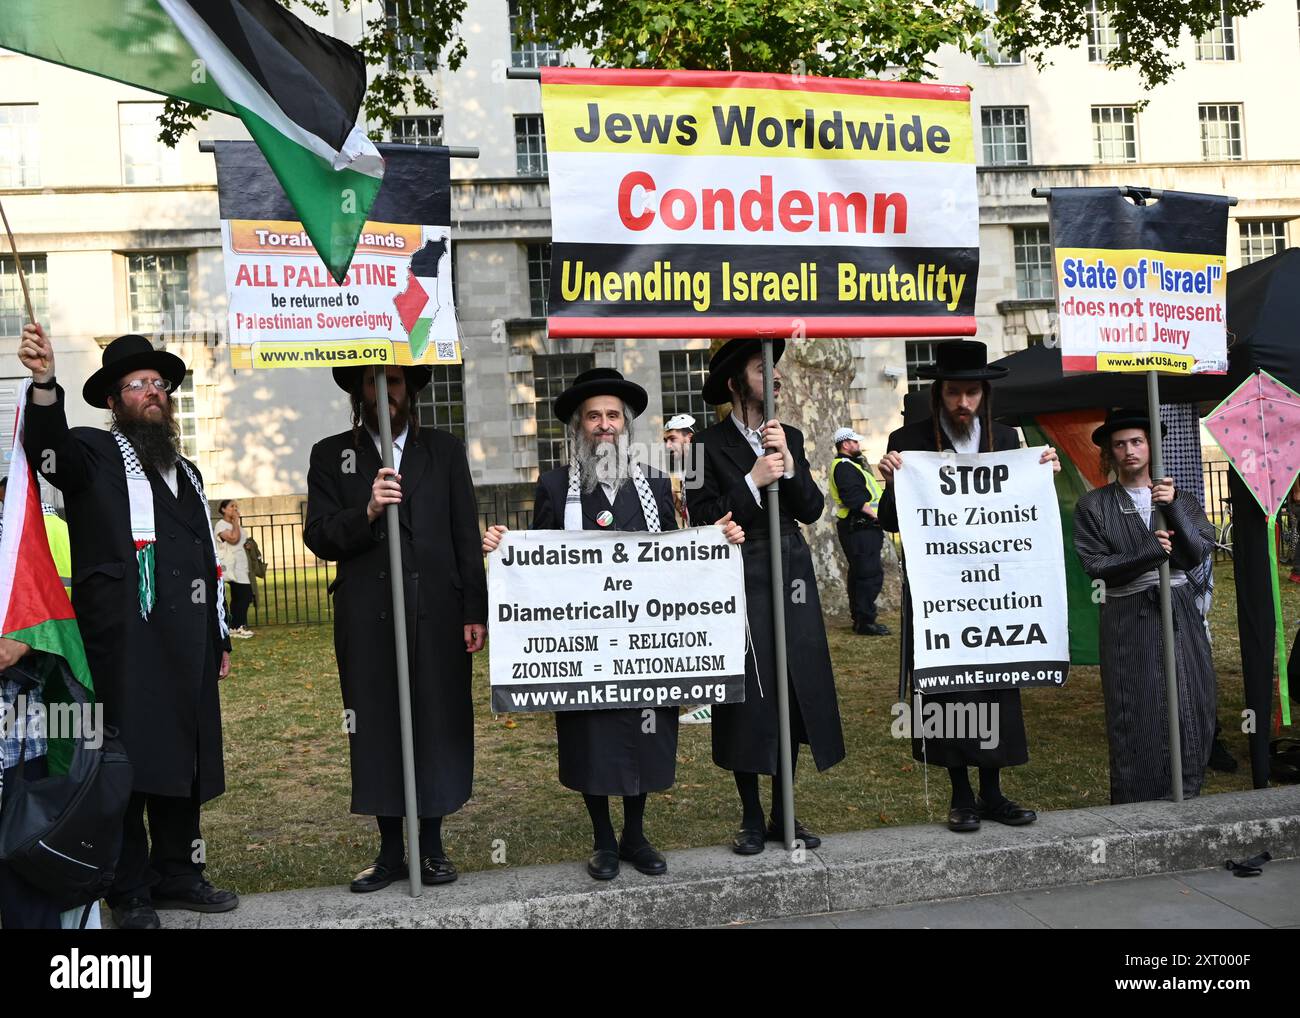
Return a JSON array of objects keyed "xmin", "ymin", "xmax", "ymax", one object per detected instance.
[
  {"xmin": 1146, "ymin": 368, "xmax": 1184, "ymax": 802},
  {"xmin": 374, "ymin": 364, "xmax": 424, "ymax": 895},
  {"xmin": 762, "ymin": 339, "xmax": 797, "ymax": 850},
  {"xmin": 197, "ymin": 140, "xmax": 480, "ymax": 158}
]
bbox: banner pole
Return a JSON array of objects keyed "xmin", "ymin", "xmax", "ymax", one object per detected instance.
[
  {"xmin": 1147, "ymin": 368, "xmax": 1184, "ymax": 802},
  {"xmin": 0, "ymin": 198, "xmax": 36, "ymax": 325},
  {"xmin": 762, "ymin": 338, "xmax": 796, "ymax": 850},
  {"xmin": 374, "ymin": 364, "xmax": 424, "ymax": 895}
]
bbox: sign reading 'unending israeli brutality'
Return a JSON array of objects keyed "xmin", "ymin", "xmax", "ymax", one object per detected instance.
[
  {"xmin": 894, "ymin": 448, "xmax": 1070, "ymax": 693},
  {"xmin": 540, "ymin": 67, "xmax": 978, "ymax": 339},
  {"xmin": 487, "ymin": 527, "xmax": 747, "ymax": 713}
]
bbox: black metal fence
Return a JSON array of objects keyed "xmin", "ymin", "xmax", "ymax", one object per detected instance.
[
  {"xmin": 233, "ymin": 468, "xmax": 1241, "ymax": 628},
  {"xmin": 230, "ymin": 484, "xmax": 539, "ymax": 628}
]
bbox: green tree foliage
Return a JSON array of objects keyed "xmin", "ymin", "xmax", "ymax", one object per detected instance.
[{"xmin": 158, "ymin": 0, "xmax": 1262, "ymax": 145}]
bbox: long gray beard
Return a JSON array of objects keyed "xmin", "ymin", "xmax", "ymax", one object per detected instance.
[
  {"xmin": 575, "ymin": 436, "xmax": 631, "ymax": 495},
  {"xmin": 944, "ymin": 410, "xmax": 974, "ymax": 441}
]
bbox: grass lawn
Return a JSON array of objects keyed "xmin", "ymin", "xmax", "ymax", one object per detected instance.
[{"xmin": 205, "ymin": 560, "xmax": 1272, "ymax": 894}]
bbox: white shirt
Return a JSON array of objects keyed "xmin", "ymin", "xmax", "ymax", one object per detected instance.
[
  {"xmin": 1124, "ymin": 485, "xmax": 1153, "ymax": 527},
  {"xmin": 160, "ymin": 463, "xmax": 178, "ymax": 497},
  {"xmin": 939, "ymin": 413, "xmax": 982, "ymax": 455},
  {"xmin": 366, "ymin": 424, "xmax": 408, "ymax": 472},
  {"xmin": 732, "ymin": 412, "xmax": 794, "ymax": 505}
]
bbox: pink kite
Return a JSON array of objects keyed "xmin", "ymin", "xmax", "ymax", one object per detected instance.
[{"xmin": 1205, "ymin": 370, "xmax": 1300, "ymax": 724}]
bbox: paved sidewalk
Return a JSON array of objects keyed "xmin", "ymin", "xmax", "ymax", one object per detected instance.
[
  {"xmin": 738, "ymin": 858, "xmax": 1300, "ymax": 928},
  {"xmin": 147, "ymin": 785, "xmax": 1300, "ymax": 929}
]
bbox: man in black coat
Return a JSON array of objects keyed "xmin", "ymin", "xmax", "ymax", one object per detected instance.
[
  {"xmin": 877, "ymin": 340, "xmax": 1058, "ymax": 833},
  {"xmin": 305, "ymin": 363, "xmax": 487, "ymax": 892},
  {"xmin": 483, "ymin": 368, "xmax": 743, "ymax": 881},
  {"xmin": 686, "ymin": 339, "xmax": 845, "ymax": 855},
  {"xmin": 18, "ymin": 323, "xmax": 234, "ymax": 929}
]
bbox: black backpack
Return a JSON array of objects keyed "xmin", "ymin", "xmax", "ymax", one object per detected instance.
[{"xmin": 0, "ymin": 656, "xmax": 133, "ymax": 912}]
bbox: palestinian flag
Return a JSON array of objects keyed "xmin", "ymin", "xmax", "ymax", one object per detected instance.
[
  {"xmin": 0, "ymin": 382, "xmax": 95, "ymax": 775},
  {"xmin": 394, "ymin": 237, "xmax": 450, "ymax": 360},
  {"xmin": 0, "ymin": 0, "xmax": 383, "ymax": 283}
]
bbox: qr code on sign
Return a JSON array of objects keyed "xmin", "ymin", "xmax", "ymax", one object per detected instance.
[{"xmin": 435, "ymin": 340, "xmax": 456, "ymax": 361}]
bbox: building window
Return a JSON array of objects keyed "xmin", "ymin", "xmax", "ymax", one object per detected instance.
[
  {"xmin": 526, "ymin": 242, "xmax": 550, "ymax": 318},
  {"xmin": 1091, "ymin": 105, "xmax": 1137, "ymax": 163},
  {"xmin": 509, "ymin": 0, "xmax": 563, "ymax": 68},
  {"xmin": 386, "ymin": 0, "xmax": 429, "ymax": 72},
  {"xmin": 0, "ymin": 255, "xmax": 48, "ymax": 339},
  {"xmin": 174, "ymin": 372, "xmax": 198, "ymax": 459},
  {"xmin": 127, "ymin": 253, "xmax": 190, "ymax": 334},
  {"xmin": 905, "ymin": 340, "xmax": 941, "ymax": 394},
  {"xmin": 414, "ymin": 363, "xmax": 466, "ymax": 440},
  {"xmin": 0, "ymin": 105, "xmax": 39, "ymax": 188},
  {"xmin": 119, "ymin": 102, "xmax": 180, "ymax": 185},
  {"xmin": 1196, "ymin": 1, "xmax": 1237, "ymax": 60},
  {"xmin": 976, "ymin": 0, "xmax": 1021, "ymax": 64},
  {"xmin": 659, "ymin": 350, "xmax": 711, "ymax": 421},
  {"xmin": 1013, "ymin": 226, "xmax": 1054, "ymax": 300},
  {"xmin": 1199, "ymin": 103, "xmax": 1244, "ymax": 160},
  {"xmin": 515, "ymin": 114, "xmax": 548, "ymax": 176},
  {"xmin": 980, "ymin": 107, "xmax": 1030, "ymax": 166},
  {"xmin": 390, "ymin": 115, "xmax": 443, "ymax": 146},
  {"xmin": 534, "ymin": 353, "xmax": 595, "ymax": 473},
  {"xmin": 1240, "ymin": 220, "xmax": 1287, "ymax": 265},
  {"xmin": 1086, "ymin": 0, "xmax": 1121, "ymax": 62}
]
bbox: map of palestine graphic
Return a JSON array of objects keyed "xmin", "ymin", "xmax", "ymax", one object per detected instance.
[{"xmin": 393, "ymin": 236, "xmax": 449, "ymax": 359}]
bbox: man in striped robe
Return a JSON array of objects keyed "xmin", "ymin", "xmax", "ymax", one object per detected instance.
[{"xmin": 1073, "ymin": 408, "xmax": 1218, "ymax": 804}]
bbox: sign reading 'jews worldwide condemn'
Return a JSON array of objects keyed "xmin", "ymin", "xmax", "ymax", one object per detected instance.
[
  {"xmin": 540, "ymin": 67, "xmax": 978, "ymax": 338},
  {"xmin": 895, "ymin": 449, "xmax": 1070, "ymax": 693},
  {"xmin": 1048, "ymin": 187, "xmax": 1231, "ymax": 375},
  {"xmin": 214, "ymin": 141, "xmax": 459, "ymax": 370},
  {"xmin": 487, "ymin": 527, "xmax": 747, "ymax": 713}
]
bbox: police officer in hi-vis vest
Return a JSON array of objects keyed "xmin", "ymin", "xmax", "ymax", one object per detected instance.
[{"xmin": 829, "ymin": 427, "xmax": 888, "ymax": 636}]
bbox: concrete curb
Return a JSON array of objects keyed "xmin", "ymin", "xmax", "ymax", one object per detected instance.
[{"xmin": 186, "ymin": 786, "xmax": 1300, "ymax": 929}]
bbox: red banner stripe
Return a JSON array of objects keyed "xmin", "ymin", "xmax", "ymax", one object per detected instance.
[
  {"xmin": 539, "ymin": 67, "xmax": 969, "ymax": 102},
  {"xmin": 546, "ymin": 315, "xmax": 977, "ymax": 339}
]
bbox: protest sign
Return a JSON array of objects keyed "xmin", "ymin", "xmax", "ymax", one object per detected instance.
[
  {"xmin": 213, "ymin": 141, "xmax": 459, "ymax": 370},
  {"xmin": 488, "ymin": 526, "xmax": 747, "ymax": 713},
  {"xmin": 1048, "ymin": 188, "xmax": 1230, "ymax": 375},
  {"xmin": 895, "ymin": 448, "xmax": 1070, "ymax": 693},
  {"xmin": 540, "ymin": 67, "xmax": 978, "ymax": 338}
]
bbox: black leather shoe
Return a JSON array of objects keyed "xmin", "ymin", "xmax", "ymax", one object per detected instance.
[
  {"xmin": 420, "ymin": 855, "xmax": 458, "ymax": 886},
  {"xmin": 1208, "ymin": 738, "xmax": 1239, "ymax": 773},
  {"xmin": 732, "ymin": 828, "xmax": 766, "ymax": 855},
  {"xmin": 111, "ymin": 897, "xmax": 160, "ymax": 929},
  {"xmin": 587, "ymin": 848, "xmax": 620, "ymax": 880},
  {"xmin": 350, "ymin": 860, "xmax": 407, "ymax": 893},
  {"xmin": 947, "ymin": 806, "xmax": 981, "ymax": 832},
  {"xmin": 856, "ymin": 623, "xmax": 891, "ymax": 636},
  {"xmin": 977, "ymin": 796, "xmax": 1037, "ymax": 826},
  {"xmin": 152, "ymin": 879, "xmax": 239, "ymax": 913},
  {"xmin": 765, "ymin": 818, "xmax": 822, "ymax": 849},
  {"xmin": 618, "ymin": 841, "xmax": 667, "ymax": 876}
]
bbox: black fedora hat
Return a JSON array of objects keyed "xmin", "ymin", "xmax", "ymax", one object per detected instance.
[
  {"xmin": 332, "ymin": 363, "xmax": 434, "ymax": 396},
  {"xmin": 916, "ymin": 340, "xmax": 1008, "ymax": 381},
  {"xmin": 553, "ymin": 368, "xmax": 648, "ymax": 423},
  {"xmin": 1091, "ymin": 407, "xmax": 1167, "ymax": 447},
  {"xmin": 701, "ymin": 337, "xmax": 786, "ymax": 405},
  {"xmin": 83, "ymin": 335, "xmax": 188, "ymax": 409}
]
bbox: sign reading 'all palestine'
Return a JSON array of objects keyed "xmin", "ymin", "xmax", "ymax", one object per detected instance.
[
  {"xmin": 894, "ymin": 449, "xmax": 1070, "ymax": 693},
  {"xmin": 1048, "ymin": 187, "xmax": 1231, "ymax": 375},
  {"xmin": 213, "ymin": 141, "xmax": 459, "ymax": 370},
  {"xmin": 540, "ymin": 67, "xmax": 978, "ymax": 338},
  {"xmin": 488, "ymin": 527, "xmax": 747, "ymax": 713}
]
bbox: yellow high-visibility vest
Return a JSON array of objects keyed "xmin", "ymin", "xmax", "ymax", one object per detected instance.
[
  {"xmin": 829, "ymin": 456, "xmax": 882, "ymax": 520},
  {"xmin": 43, "ymin": 511, "xmax": 72, "ymax": 599}
]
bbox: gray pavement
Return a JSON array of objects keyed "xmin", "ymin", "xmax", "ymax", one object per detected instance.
[
  {"xmin": 146, "ymin": 784, "xmax": 1300, "ymax": 929},
  {"xmin": 739, "ymin": 857, "xmax": 1300, "ymax": 928}
]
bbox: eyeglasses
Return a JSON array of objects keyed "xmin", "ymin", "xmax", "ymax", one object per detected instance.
[{"xmin": 119, "ymin": 378, "xmax": 173, "ymax": 395}]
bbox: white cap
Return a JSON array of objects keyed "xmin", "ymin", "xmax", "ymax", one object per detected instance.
[
  {"xmin": 664, "ymin": 413, "xmax": 696, "ymax": 432},
  {"xmin": 833, "ymin": 427, "xmax": 863, "ymax": 445}
]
